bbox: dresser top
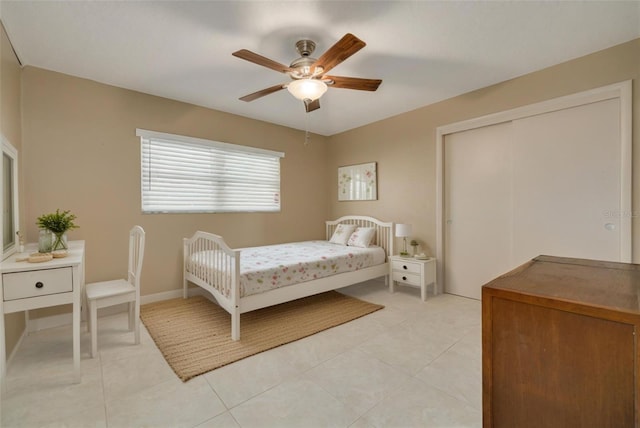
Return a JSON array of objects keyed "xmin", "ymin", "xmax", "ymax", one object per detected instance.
[
  {"xmin": 483, "ymin": 255, "xmax": 640, "ymax": 314},
  {"xmin": 0, "ymin": 240, "xmax": 85, "ymax": 273}
]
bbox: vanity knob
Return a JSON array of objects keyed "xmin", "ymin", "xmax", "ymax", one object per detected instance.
[{"xmin": 35, "ymin": 281, "xmax": 44, "ymax": 289}]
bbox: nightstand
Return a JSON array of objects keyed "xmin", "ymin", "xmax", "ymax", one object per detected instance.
[{"xmin": 389, "ymin": 255, "xmax": 436, "ymax": 301}]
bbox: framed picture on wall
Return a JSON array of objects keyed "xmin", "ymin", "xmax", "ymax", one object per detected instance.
[{"xmin": 338, "ymin": 162, "xmax": 377, "ymax": 201}]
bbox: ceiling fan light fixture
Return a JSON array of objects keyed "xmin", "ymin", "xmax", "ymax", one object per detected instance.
[
  {"xmin": 234, "ymin": 34, "xmax": 380, "ymax": 112},
  {"xmin": 287, "ymin": 78, "xmax": 328, "ymax": 101}
]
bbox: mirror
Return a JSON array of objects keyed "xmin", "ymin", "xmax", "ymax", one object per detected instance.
[
  {"xmin": 338, "ymin": 162, "xmax": 377, "ymax": 201},
  {"xmin": 2, "ymin": 135, "xmax": 19, "ymax": 259}
]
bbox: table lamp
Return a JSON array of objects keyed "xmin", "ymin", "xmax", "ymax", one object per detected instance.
[{"xmin": 396, "ymin": 224, "xmax": 412, "ymax": 256}]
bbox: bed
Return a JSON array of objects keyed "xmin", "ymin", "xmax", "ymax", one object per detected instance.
[{"xmin": 183, "ymin": 215, "xmax": 394, "ymax": 340}]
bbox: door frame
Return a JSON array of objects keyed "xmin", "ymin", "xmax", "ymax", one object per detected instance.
[{"xmin": 435, "ymin": 80, "xmax": 632, "ymax": 294}]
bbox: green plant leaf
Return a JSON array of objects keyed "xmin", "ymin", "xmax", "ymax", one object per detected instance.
[{"xmin": 36, "ymin": 209, "xmax": 79, "ymax": 233}]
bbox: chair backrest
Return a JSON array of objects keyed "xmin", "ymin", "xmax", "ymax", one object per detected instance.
[{"xmin": 127, "ymin": 226, "xmax": 145, "ymax": 291}]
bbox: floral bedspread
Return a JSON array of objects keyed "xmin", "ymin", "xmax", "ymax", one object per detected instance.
[{"xmin": 188, "ymin": 241, "xmax": 385, "ymax": 297}]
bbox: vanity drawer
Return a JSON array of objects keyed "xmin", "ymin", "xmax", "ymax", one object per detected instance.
[
  {"xmin": 391, "ymin": 260, "xmax": 421, "ymax": 274},
  {"xmin": 392, "ymin": 271, "xmax": 421, "ymax": 287},
  {"xmin": 3, "ymin": 267, "xmax": 73, "ymax": 301}
]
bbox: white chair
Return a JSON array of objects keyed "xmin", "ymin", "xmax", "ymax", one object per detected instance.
[{"xmin": 85, "ymin": 225, "xmax": 145, "ymax": 358}]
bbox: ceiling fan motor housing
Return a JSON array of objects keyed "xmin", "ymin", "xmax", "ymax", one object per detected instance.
[{"xmin": 290, "ymin": 39, "xmax": 322, "ymax": 79}]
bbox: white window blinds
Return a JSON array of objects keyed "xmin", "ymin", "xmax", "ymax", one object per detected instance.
[{"xmin": 138, "ymin": 129, "xmax": 284, "ymax": 213}]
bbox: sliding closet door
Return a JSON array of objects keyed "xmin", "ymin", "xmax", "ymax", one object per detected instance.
[
  {"xmin": 444, "ymin": 122, "xmax": 514, "ymax": 299},
  {"xmin": 444, "ymin": 97, "xmax": 623, "ymax": 300},
  {"xmin": 512, "ymin": 98, "xmax": 622, "ymax": 266}
]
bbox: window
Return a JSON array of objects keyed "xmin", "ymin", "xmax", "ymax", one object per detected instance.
[{"xmin": 138, "ymin": 129, "xmax": 284, "ymax": 213}]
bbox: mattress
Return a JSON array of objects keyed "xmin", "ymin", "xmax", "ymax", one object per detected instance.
[{"xmin": 188, "ymin": 240, "xmax": 385, "ymax": 297}]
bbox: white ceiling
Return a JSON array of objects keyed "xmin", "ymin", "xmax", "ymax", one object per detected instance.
[{"xmin": 1, "ymin": 1, "xmax": 639, "ymax": 136}]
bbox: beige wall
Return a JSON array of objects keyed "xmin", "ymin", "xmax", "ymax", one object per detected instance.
[
  {"xmin": 327, "ymin": 38, "xmax": 640, "ymax": 261},
  {"xmin": 20, "ymin": 67, "xmax": 329, "ymax": 319},
  {"xmin": 1, "ymin": 23, "xmax": 26, "ymax": 358},
  {"xmin": 4, "ymin": 34, "xmax": 640, "ymax": 357}
]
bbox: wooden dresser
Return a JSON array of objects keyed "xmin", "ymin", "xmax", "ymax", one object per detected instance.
[{"xmin": 482, "ymin": 255, "xmax": 640, "ymax": 428}]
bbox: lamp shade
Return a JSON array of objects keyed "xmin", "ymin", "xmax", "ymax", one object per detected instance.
[
  {"xmin": 395, "ymin": 224, "xmax": 412, "ymax": 237},
  {"xmin": 287, "ymin": 78, "xmax": 328, "ymax": 101}
]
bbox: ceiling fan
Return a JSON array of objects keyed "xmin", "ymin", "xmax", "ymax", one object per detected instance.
[{"xmin": 232, "ymin": 33, "xmax": 382, "ymax": 113}]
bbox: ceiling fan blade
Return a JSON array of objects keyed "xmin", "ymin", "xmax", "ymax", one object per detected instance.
[
  {"xmin": 324, "ymin": 75, "xmax": 382, "ymax": 91},
  {"xmin": 304, "ymin": 98, "xmax": 320, "ymax": 113},
  {"xmin": 311, "ymin": 33, "xmax": 366, "ymax": 75},
  {"xmin": 239, "ymin": 84, "xmax": 286, "ymax": 102},
  {"xmin": 232, "ymin": 49, "xmax": 293, "ymax": 74}
]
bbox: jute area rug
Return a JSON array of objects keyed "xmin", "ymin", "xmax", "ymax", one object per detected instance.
[{"xmin": 140, "ymin": 291, "xmax": 384, "ymax": 381}]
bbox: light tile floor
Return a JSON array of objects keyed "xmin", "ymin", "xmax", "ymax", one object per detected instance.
[{"xmin": 2, "ymin": 280, "xmax": 482, "ymax": 428}]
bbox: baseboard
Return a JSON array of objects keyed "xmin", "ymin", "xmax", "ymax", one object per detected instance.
[
  {"xmin": 25, "ymin": 289, "xmax": 186, "ymax": 332},
  {"xmin": 140, "ymin": 289, "xmax": 183, "ymax": 304},
  {"xmin": 184, "ymin": 285, "xmax": 208, "ymax": 299},
  {"xmin": 27, "ymin": 313, "xmax": 74, "ymax": 333},
  {"xmin": 188, "ymin": 286, "xmax": 216, "ymax": 302},
  {"xmin": 20, "ymin": 281, "xmax": 376, "ymax": 332}
]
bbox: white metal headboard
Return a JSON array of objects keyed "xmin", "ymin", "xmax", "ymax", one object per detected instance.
[{"xmin": 326, "ymin": 215, "xmax": 394, "ymax": 259}]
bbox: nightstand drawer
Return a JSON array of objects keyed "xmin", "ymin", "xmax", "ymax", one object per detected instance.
[
  {"xmin": 392, "ymin": 271, "xmax": 421, "ymax": 287},
  {"xmin": 392, "ymin": 260, "xmax": 421, "ymax": 274},
  {"xmin": 3, "ymin": 267, "xmax": 73, "ymax": 301}
]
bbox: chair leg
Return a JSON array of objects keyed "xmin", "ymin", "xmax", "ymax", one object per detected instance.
[
  {"xmin": 86, "ymin": 298, "xmax": 92, "ymax": 335},
  {"xmin": 128, "ymin": 302, "xmax": 134, "ymax": 331},
  {"xmin": 90, "ymin": 300, "xmax": 98, "ymax": 358},
  {"xmin": 83, "ymin": 290, "xmax": 90, "ymax": 332},
  {"xmin": 134, "ymin": 302, "xmax": 140, "ymax": 345}
]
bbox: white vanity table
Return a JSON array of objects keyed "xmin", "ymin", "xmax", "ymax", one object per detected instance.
[{"xmin": 0, "ymin": 240, "xmax": 85, "ymax": 390}]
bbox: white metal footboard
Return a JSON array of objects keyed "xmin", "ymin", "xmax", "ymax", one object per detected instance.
[{"xmin": 183, "ymin": 231, "xmax": 242, "ymax": 339}]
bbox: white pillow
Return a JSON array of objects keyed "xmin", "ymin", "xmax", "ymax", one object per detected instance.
[
  {"xmin": 347, "ymin": 227, "xmax": 376, "ymax": 248},
  {"xmin": 329, "ymin": 224, "xmax": 357, "ymax": 245}
]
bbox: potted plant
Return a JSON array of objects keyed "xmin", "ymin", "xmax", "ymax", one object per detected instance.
[
  {"xmin": 410, "ymin": 239, "xmax": 419, "ymax": 255},
  {"xmin": 36, "ymin": 209, "xmax": 79, "ymax": 252}
]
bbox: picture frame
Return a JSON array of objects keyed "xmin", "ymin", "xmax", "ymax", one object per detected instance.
[{"xmin": 338, "ymin": 162, "xmax": 377, "ymax": 201}]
